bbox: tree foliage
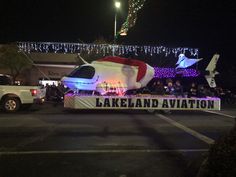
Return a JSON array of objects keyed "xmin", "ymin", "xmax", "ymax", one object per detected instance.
[{"xmin": 0, "ymin": 44, "xmax": 33, "ymax": 82}]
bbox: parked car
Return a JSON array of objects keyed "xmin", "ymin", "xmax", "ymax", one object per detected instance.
[{"xmin": 0, "ymin": 74, "xmax": 45, "ymax": 112}]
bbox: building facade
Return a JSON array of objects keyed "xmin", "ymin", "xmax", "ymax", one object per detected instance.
[{"xmin": 0, "ymin": 51, "xmax": 78, "ymax": 86}]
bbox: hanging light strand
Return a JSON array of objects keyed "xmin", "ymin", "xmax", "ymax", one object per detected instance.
[{"xmin": 17, "ymin": 41, "xmax": 199, "ymax": 57}]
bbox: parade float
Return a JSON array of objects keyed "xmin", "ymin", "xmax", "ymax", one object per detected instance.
[{"xmin": 60, "ymin": 54, "xmax": 221, "ymax": 111}]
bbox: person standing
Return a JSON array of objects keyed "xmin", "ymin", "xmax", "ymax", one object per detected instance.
[{"xmin": 174, "ymin": 80, "xmax": 184, "ymax": 97}]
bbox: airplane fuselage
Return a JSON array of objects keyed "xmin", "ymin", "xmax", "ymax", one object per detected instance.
[{"xmin": 61, "ymin": 60, "xmax": 154, "ymax": 95}]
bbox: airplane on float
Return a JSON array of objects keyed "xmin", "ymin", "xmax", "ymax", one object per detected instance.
[
  {"xmin": 61, "ymin": 54, "xmax": 220, "ymax": 95},
  {"xmin": 61, "ymin": 56, "xmax": 154, "ymax": 95}
]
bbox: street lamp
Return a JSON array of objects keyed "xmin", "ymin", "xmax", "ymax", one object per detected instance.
[
  {"xmin": 114, "ymin": 1, "xmax": 121, "ymax": 43},
  {"xmin": 115, "ymin": 1, "xmax": 121, "ymax": 8}
]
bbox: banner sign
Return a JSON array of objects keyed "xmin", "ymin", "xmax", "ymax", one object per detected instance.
[{"xmin": 64, "ymin": 95, "xmax": 221, "ymax": 110}]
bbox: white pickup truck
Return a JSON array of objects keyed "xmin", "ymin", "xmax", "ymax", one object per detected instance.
[{"xmin": 0, "ymin": 74, "xmax": 45, "ymax": 112}]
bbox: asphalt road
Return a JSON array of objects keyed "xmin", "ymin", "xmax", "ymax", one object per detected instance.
[{"xmin": 0, "ymin": 103, "xmax": 235, "ymax": 177}]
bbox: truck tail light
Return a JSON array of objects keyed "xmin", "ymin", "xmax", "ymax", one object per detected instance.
[{"xmin": 30, "ymin": 89, "xmax": 37, "ymax": 96}]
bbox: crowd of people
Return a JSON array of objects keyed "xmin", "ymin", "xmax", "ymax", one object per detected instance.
[
  {"xmin": 146, "ymin": 79, "xmax": 236, "ymax": 104},
  {"xmin": 41, "ymin": 83, "xmax": 66, "ymax": 102},
  {"xmin": 40, "ymin": 79, "xmax": 236, "ymax": 105}
]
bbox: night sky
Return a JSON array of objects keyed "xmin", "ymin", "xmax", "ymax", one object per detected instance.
[{"xmin": 0, "ymin": 0, "xmax": 236, "ymax": 85}]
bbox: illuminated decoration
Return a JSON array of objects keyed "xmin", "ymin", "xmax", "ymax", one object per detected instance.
[
  {"xmin": 61, "ymin": 56, "xmax": 202, "ymax": 96},
  {"xmin": 61, "ymin": 56, "xmax": 155, "ymax": 95},
  {"xmin": 176, "ymin": 54, "xmax": 202, "ymax": 69},
  {"xmin": 97, "ymin": 82, "xmax": 126, "ymax": 96},
  {"xmin": 119, "ymin": 0, "xmax": 146, "ymax": 35},
  {"xmin": 154, "ymin": 67, "xmax": 200, "ymax": 78},
  {"xmin": 17, "ymin": 42, "xmax": 199, "ymax": 57}
]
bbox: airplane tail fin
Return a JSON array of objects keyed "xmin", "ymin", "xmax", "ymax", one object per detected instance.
[
  {"xmin": 205, "ymin": 54, "xmax": 220, "ymax": 72},
  {"xmin": 205, "ymin": 75, "xmax": 217, "ymax": 88},
  {"xmin": 205, "ymin": 54, "xmax": 220, "ymax": 88},
  {"xmin": 77, "ymin": 54, "xmax": 89, "ymax": 64}
]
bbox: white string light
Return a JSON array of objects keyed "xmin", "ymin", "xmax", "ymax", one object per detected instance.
[{"xmin": 17, "ymin": 42, "xmax": 199, "ymax": 57}]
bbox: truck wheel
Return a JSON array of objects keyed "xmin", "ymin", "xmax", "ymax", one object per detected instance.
[{"xmin": 3, "ymin": 97, "xmax": 20, "ymax": 112}]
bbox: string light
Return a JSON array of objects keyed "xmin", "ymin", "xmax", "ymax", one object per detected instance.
[
  {"xmin": 119, "ymin": 0, "xmax": 146, "ymax": 35},
  {"xmin": 154, "ymin": 67, "xmax": 200, "ymax": 78},
  {"xmin": 17, "ymin": 42, "xmax": 199, "ymax": 57}
]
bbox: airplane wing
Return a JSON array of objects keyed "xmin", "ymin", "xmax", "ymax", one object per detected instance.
[
  {"xmin": 176, "ymin": 58, "xmax": 203, "ymax": 69},
  {"xmin": 206, "ymin": 54, "xmax": 220, "ymax": 71},
  {"xmin": 205, "ymin": 75, "xmax": 217, "ymax": 88}
]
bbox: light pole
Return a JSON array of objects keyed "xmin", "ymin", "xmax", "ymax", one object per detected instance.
[{"xmin": 114, "ymin": 1, "xmax": 121, "ymax": 43}]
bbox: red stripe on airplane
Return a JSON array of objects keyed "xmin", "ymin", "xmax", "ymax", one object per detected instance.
[{"xmin": 98, "ymin": 56, "xmax": 147, "ymax": 82}]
